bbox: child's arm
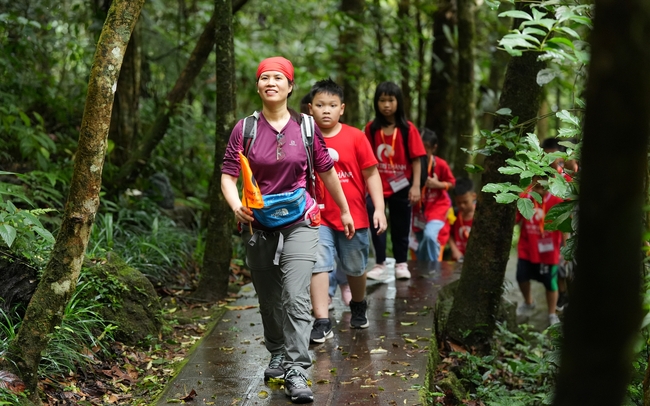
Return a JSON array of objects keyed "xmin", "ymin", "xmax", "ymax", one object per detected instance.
[
  {"xmin": 319, "ymin": 167, "xmax": 355, "ymax": 239},
  {"xmin": 408, "ymin": 157, "xmax": 422, "ymax": 205},
  {"xmin": 362, "ymin": 166, "xmax": 387, "ymax": 235},
  {"xmin": 449, "ymin": 237, "xmax": 463, "ymax": 261}
]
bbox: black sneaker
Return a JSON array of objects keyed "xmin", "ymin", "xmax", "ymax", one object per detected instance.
[
  {"xmin": 310, "ymin": 319, "xmax": 333, "ymax": 344},
  {"xmin": 284, "ymin": 368, "xmax": 313, "ymax": 403},
  {"xmin": 350, "ymin": 299, "xmax": 369, "ymax": 329},
  {"xmin": 556, "ymin": 292, "xmax": 569, "ymax": 311},
  {"xmin": 264, "ymin": 353, "xmax": 285, "ymax": 380}
]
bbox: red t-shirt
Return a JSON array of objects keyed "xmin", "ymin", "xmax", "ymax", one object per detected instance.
[
  {"xmin": 420, "ymin": 156, "xmax": 455, "ymax": 222},
  {"xmin": 319, "ymin": 124, "xmax": 378, "ymax": 231},
  {"xmin": 516, "ymin": 192, "xmax": 564, "ymax": 264},
  {"xmin": 365, "ymin": 121, "xmax": 426, "ymax": 197},
  {"xmin": 451, "ymin": 215, "xmax": 473, "ymax": 256}
]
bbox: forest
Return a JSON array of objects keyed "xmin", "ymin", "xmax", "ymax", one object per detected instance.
[{"xmin": 1, "ymin": 0, "xmax": 650, "ymax": 404}]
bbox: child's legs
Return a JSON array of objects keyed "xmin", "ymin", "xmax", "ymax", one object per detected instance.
[
  {"xmin": 312, "ymin": 226, "xmax": 336, "ymax": 319},
  {"xmin": 335, "ymin": 228, "xmax": 370, "ymax": 302},
  {"xmin": 387, "ymin": 189, "xmax": 411, "ymax": 263},
  {"xmin": 516, "ymin": 258, "xmax": 535, "ymax": 305},
  {"xmin": 327, "ymin": 260, "xmax": 348, "ymax": 297},
  {"xmin": 416, "ymin": 220, "xmax": 444, "ymax": 262},
  {"xmin": 366, "ymin": 194, "xmax": 387, "ymax": 264},
  {"xmin": 538, "ymin": 264, "xmax": 559, "ymax": 314}
]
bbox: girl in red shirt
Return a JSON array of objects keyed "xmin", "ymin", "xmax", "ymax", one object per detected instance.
[{"xmin": 365, "ymin": 82, "xmax": 427, "ymax": 280}]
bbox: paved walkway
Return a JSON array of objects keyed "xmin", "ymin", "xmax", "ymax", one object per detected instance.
[{"xmin": 156, "ymin": 260, "xmax": 460, "ymax": 405}]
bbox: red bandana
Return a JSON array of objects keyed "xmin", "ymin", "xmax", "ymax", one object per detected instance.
[{"xmin": 256, "ymin": 57, "xmax": 294, "ymax": 82}]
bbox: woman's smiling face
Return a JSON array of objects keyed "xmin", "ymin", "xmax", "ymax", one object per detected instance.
[{"xmin": 257, "ymin": 71, "xmax": 293, "ymax": 104}]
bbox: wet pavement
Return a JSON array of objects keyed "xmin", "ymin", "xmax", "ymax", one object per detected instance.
[{"xmin": 155, "ymin": 260, "xmax": 461, "ymax": 405}]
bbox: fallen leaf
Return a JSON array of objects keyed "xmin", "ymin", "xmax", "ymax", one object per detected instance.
[
  {"xmin": 370, "ymin": 348, "xmax": 388, "ymax": 354},
  {"xmin": 400, "ymin": 321, "xmax": 417, "ymax": 326},
  {"xmin": 180, "ymin": 389, "xmax": 197, "ymax": 401},
  {"xmin": 258, "ymin": 390, "xmax": 269, "ymax": 399}
]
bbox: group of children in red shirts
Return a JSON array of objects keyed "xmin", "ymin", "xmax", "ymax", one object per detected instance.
[{"xmin": 301, "ymin": 77, "xmax": 570, "ymax": 343}]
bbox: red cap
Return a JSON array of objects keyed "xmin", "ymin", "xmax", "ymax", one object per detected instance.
[{"xmin": 256, "ymin": 57, "xmax": 294, "ymax": 82}]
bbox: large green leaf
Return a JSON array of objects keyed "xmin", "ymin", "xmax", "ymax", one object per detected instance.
[
  {"xmin": 498, "ymin": 10, "xmax": 533, "ymax": 20},
  {"xmin": 517, "ymin": 198, "xmax": 535, "ymax": 220},
  {"xmin": 0, "ymin": 224, "xmax": 17, "ymax": 247},
  {"xmin": 495, "ymin": 193, "xmax": 519, "ymax": 204}
]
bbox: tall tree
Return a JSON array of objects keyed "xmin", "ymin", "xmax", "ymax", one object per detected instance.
[
  {"xmin": 443, "ymin": 5, "xmax": 546, "ymax": 350},
  {"xmin": 108, "ymin": 0, "xmax": 248, "ymax": 191},
  {"xmin": 397, "ymin": 0, "xmax": 413, "ymax": 116},
  {"xmin": 425, "ymin": 0, "xmax": 456, "ymax": 156},
  {"xmin": 0, "ymin": 0, "xmax": 144, "ymax": 401},
  {"xmin": 553, "ymin": 0, "xmax": 650, "ymax": 403},
  {"xmin": 193, "ymin": 0, "xmax": 236, "ymax": 301},
  {"xmin": 452, "ymin": 0, "xmax": 476, "ymax": 175},
  {"xmin": 337, "ymin": 0, "xmax": 364, "ymax": 127}
]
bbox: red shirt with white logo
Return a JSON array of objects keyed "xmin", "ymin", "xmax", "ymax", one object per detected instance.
[
  {"xmin": 451, "ymin": 215, "xmax": 473, "ymax": 256},
  {"xmin": 365, "ymin": 121, "xmax": 426, "ymax": 197},
  {"xmin": 516, "ymin": 192, "xmax": 564, "ymax": 264},
  {"xmin": 319, "ymin": 124, "xmax": 378, "ymax": 231}
]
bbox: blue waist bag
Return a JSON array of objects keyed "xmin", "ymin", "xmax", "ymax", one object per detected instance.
[{"xmin": 253, "ymin": 188, "xmax": 307, "ymax": 229}]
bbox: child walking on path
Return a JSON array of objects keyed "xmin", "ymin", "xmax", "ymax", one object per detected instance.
[
  {"xmin": 516, "ymin": 176, "xmax": 564, "ymax": 326},
  {"xmin": 449, "ymin": 178, "xmax": 476, "ymax": 262},
  {"xmin": 308, "ymin": 78, "xmax": 387, "ymax": 343},
  {"xmin": 412, "ymin": 128, "xmax": 455, "ymax": 262},
  {"xmin": 365, "ymin": 81, "xmax": 426, "ymax": 281}
]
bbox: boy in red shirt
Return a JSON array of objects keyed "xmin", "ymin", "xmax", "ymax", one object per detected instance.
[
  {"xmin": 412, "ymin": 128, "xmax": 455, "ymax": 262},
  {"xmin": 308, "ymin": 79, "xmax": 387, "ymax": 343},
  {"xmin": 516, "ymin": 176, "xmax": 564, "ymax": 326},
  {"xmin": 449, "ymin": 178, "xmax": 476, "ymax": 262}
]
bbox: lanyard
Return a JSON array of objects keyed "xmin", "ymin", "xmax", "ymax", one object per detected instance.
[
  {"xmin": 458, "ymin": 215, "xmax": 470, "ymax": 239},
  {"xmin": 534, "ymin": 193, "xmax": 551, "ymax": 235},
  {"xmin": 421, "ymin": 155, "xmax": 435, "ymax": 197},
  {"xmin": 381, "ymin": 129, "xmax": 397, "ymax": 169}
]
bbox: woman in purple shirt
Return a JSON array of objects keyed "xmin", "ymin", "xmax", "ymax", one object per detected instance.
[{"xmin": 221, "ymin": 57, "xmax": 353, "ymax": 404}]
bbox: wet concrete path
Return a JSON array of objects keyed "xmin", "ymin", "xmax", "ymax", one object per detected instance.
[{"xmin": 155, "ymin": 261, "xmax": 461, "ymax": 405}]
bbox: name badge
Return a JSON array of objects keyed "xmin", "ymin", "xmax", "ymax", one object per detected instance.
[
  {"xmin": 538, "ymin": 237, "xmax": 554, "ymax": 253},
  {"xmin": 388, "ymin": 172, "xmax": 410, "ymax": 193},
  {"xmin": 413, "ymin": 211, "xmax": 426, "ymax": 231}
]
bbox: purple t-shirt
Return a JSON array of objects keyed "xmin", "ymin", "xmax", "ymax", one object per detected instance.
[{"xmin": 222, "ymin": 112, "xmax": 334, "ymax": 228}]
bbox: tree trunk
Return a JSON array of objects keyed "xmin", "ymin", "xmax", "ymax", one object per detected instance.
[
  {"xmin": 1, "ymin": 0, "xmax": 143, "ymax": 400},
  {"xmin": 108, "ymin": 16, "xmax": 142, "ymax": 167},
  {"xmin": 192, "ymin": 0, "xmax": 236, "ymax": 302},
  {"xmin": 371, "ymin": 0, "xmax": 386, "ymax": 82},
  {"xmin": 415, "ymin": 1, "xmax": 426, "ymax": 127},
  {"xmin": 452, "ymin": 0, "xmax": 475, "ymax": 176},
  {"xmin": 107, "ymin": 0, "xmax": 248, "ymax": 192},
  {"xmin": 444, "ymin": 7, "xmax": 546, "ymax": 350},
  {"xmin": 425, "ymin": 0, "xmax": 456, "ymax": 156},
  {"xmin": 554, "ymin": 0, "xmax": 650, "ymax": 404},
  {"xmin": 337, "ymin": 0, "xmax": 364, "ymax": 128},
  {"xmin": 398, "ymin": 0, "xmax": 412, "ymax": 117}
]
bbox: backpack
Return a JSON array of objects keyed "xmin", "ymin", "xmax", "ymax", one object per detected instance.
[{"xmin": 242, "ymin": 110, "xmax": 319, "ymax": 203}]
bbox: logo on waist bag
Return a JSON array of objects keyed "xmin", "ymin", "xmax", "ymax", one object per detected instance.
[{"xmin": 271, "ymin": 208, "xmax": 290, "ymax": 218}]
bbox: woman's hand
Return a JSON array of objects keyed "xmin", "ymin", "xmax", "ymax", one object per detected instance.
[{"xmin": 234, "ymin": 205, "xmax": 254, "ymax": 224}]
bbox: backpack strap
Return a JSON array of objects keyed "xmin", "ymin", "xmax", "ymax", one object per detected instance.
[
  {"xmin": 242, "ymin": 111, "xmax": 261, "ymax": 156},
  {"xmin": 300, "ymin": 113, "xmax": 317, "ymax": 199}
]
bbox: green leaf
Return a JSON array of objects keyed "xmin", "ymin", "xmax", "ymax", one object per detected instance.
[
  {"xmin": 495, "ymin": 193, "xmax": 519, "ymax": 204},
  {"xmin": 517, "ymin": 198, "xmax": 535, "ymax": 220},
  {"xmin": 499, "ymin": 36, "xmax": 539, "ymax": 51},
  {"xmin": 529, "ymin": 191, "xmax": 542, "ymax": 204},
  {"xmin": 0, "ymin": 224, "xmax": 17, "ymax": 247},
  {"xmin": 522, "ymin": 27, "xmax": 546, "ymax": 37},
  {"xmin": 520, "ymin": 170, "xmax": 535, "ymax": 179},
  {"xmin": 521, "ymin": 18, "xmax": 556, "ymax": 31},
  {"xmin": 505, "ymin": 159, "xmax": 526, "ymax": 169},
  {"xmin": 558, "ymin": 26, "xmax": 580, "ymax": 39},
  {"xmin": 498, "ymin": 10, "xmax": 533, "ymax": 20},
  {"xmin": 547, "ymin": 37, "xmax": 575, "ymax": 49},
  {"xmin": 19, "ymin": 111, "xmax": 31, "ymax": 127},
  {"xmin": 536, "ymin": 68, "xmax": 559, "ymax": 86},
  {"xmin": 33, "ymin": 226, "xmax": 55, "ymax": 244},
  {"xmin": 568, "ymin": 15, "xmax": 592, "ymax": 28},
  {"xmin": 495, "ymin": 108, "xmax": 512, "ymax": 116},
  {"xmin": 556, "ymin": 110, "xmax": 580, "ymax": 126},
  {"xmin": 498, "ymin": 167, "xmax": 522, "ymax": 175},
  {"xmin": 482, "ymin": 183, "xmax": 503, "ymax": 194},
  {"xmin": 464, "ymin": 164, "xmax": 484, "ymax": 174}
]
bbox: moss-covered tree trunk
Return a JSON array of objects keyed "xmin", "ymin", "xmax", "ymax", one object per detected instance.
[
  {"xmin": 337, "ymin": 0, "xmax": 364, "ymax": 127},
  {"xmin": 452, "ymin": 0, "xmax": 475, "ymax": 176},
  {"xmin": 425, "ymin": 0, "xmax": 456, "ymax": 155},
  {"xmin": 444, "ymin": 7, "xmax": 545, "ymax": 350},
  {"xmin": 108, "ymin": 16, "xmax": 142, "ymax": 168},
  {"xmin": 193, "ymin": 0, "xmax": 235, "ymax": 302},
  {"xmin": 0, "ymin": 0, "xmax": 143, "ymax": 401},
  {"xmin": 554, "ymin": 0, "xmax": 650, "ymax": 404},
  {"xmin": 108, "ymin": 0, "xmax": 247, "ymax": 192},
  {"xmin": 397, "ymin": 0, "xmax": 412, "ymax": 116}
]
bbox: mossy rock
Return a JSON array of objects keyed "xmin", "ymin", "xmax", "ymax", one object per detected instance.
[
  {"xmin": 84, "ymin": 254, "xmax": 162, "ymax": 345},
  {"xmin": 435, "ymin": 371, "xmax": 467, "ymax": 404}
]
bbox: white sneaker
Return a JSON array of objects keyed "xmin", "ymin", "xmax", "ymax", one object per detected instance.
[
  {"xmin": 395, "ymin": 262, "xmax": 411, "ymax": 279},
  {"xmin": 516, "ymin": 302, "xmax": 536, "ymax": 316},
  {"xmin": 548, "ymin": 313, "xmax": 560, "ymax": 326},
  {"xmin": 366, "ymin": 264, "xmax": 390, "ymax": 281}
]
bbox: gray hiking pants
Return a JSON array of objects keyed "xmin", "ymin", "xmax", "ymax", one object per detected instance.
[{"xmin": 243, "ymin": 222, "xmax": 318, "ymax": 374}]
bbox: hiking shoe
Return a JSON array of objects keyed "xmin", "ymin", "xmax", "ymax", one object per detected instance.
[
  {"xmin": 556, "ymin": 292, "xmax": 569, "ymax": 311},
  {"xmin": 340, "ymin": 284, "xmax": 352, "ymax": 306},
  {"xmin": 310, "ymin": 319, "xmax": 333, "ymax": 344},
  {"xmin": 395, "ymin": 262, "xmax": 411, "ymax": 279},
  {"xmin": 548, "ymin": 313, "xmax": 561, "ymax": 326},
  {"xmin": 366, "ymin": 263, "xmax": 388, "ymax": 280},
  {"xmin": 350, "ymin": 299, "xmax": 369, "ymax": 329},
  {"xmin": 284, "ymin": 368, "xmax": 313, "ymax": 403},
  {"xmin": 264, "ymin": 353, "xmax": 285, "ymax": 380},
  {"xmin": 516, "ymin": 302, "xmax": 536, "ymax": 316}
]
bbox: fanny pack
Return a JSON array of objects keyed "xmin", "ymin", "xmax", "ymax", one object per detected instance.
[{"xmin": 253, "ymin": 188, "xmax": 307, "ymax": 229}]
